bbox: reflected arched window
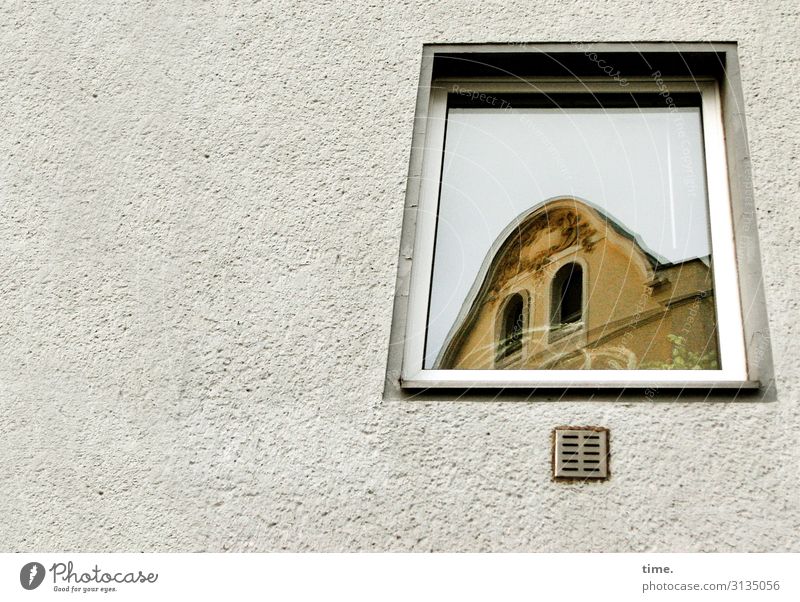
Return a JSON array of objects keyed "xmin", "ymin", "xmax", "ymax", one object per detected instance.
[
  {"xmin": 551, "ymin": 263, "xmax": 583, "ymax": 331},
  {"xmin": 498, "ymin": 293, "xmax": 524, "ymax": 358}
]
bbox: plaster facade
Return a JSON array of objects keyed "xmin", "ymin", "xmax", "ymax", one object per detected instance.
[{"xmin": 1, "ymin": 1, "xmax": 797, "ymax": 552}]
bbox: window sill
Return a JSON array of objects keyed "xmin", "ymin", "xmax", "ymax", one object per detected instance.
[
  {"xmin": 399, "ymin": 370, "xmax": 759, "ymax": 390},
  {"xmin": 548, "ymin": 322, "xmax": 585, "ymax": 343}
]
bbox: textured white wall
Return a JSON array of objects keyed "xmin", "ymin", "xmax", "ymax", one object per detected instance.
[{"xmin": 1, "ymin": 1, "xmax": 797, "ymax": 552}]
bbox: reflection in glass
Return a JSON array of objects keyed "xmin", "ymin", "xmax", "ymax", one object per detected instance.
[{"xmin": 426, "ymin": 102, "xmax": 719, "ymax": 370}]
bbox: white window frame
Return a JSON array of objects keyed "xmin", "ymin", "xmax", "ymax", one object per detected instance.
[{"xmin": 400, "ymin": 77, "xmax": 752, "ymax": 389}]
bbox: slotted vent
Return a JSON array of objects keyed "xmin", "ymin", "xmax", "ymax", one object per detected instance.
[{"xmin": 553, "ymin": 427, "xmax": 609, "ymax": 480}]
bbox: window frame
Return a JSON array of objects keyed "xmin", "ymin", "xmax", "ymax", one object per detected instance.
[{"xmin": 384, "ymin": 43, "xmax": 772, "ymax": 396}]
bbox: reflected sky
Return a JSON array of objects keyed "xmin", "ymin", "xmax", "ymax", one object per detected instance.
[{"xmin": 426, "ymin": 107, "xmax": 712, "ymax": 368}]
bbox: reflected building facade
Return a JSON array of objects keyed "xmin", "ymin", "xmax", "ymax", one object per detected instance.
[{"xmin": 433, "ymin": 197, "xmax": 719, "ymax": 370}]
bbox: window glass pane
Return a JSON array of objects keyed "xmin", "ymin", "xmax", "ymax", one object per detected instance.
[{"xmin": 426, "ymin": 99, "xmax": 720, "ymax": 370}]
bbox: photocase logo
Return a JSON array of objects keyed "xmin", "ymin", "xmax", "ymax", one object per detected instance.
[{"xmin": 20, "ymin": 562, "xmax": 45, "ymax": 590}]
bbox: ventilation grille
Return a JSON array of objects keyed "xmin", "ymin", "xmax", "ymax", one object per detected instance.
[{"xmin": 553, "ymin": 427, "xmax": 609, "ymax": 479}]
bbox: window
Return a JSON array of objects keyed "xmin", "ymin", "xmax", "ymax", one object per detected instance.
[
  {"xmin": 550, "ymin": 263, "xmax": 583, "ymax": 339},
  {"xmin": 386, "ymin": 43, "xmax": 772, "ymax": 393},
  {"xmin": 498, "ymin": 292, "xmax": 525, "ymax": 361}
]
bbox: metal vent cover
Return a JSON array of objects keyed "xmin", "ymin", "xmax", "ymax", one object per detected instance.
[{"xmin": 553, "ymin": 427, "xmax": 609, "ymax": 480}]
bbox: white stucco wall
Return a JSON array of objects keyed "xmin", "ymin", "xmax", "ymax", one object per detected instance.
[{"xmin": 1, "ymin": 1, "xmax": 797, "ymax": 552}]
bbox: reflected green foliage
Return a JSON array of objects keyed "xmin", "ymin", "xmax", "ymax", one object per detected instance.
[{"xmin": 641, "ymin": 334, "xmax": 719, "ymax": 370}]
